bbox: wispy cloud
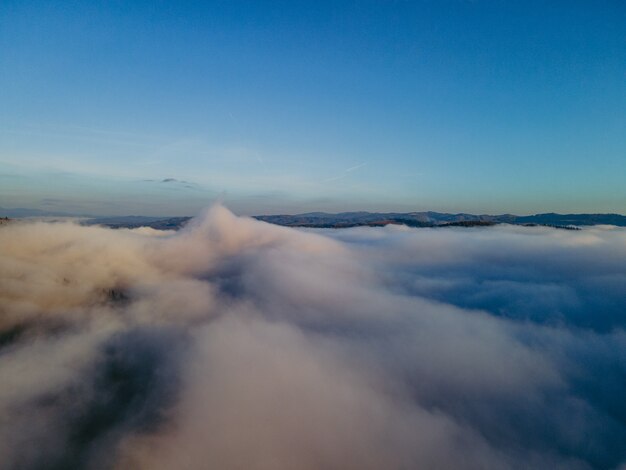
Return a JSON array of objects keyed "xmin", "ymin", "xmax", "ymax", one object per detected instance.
[{"xmin": 322, "ymin": 162, "xmax": 367, "ymax": 183}]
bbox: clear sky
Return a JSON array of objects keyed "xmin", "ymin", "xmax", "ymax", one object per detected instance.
[{"xmin": 1, "ymin": 0, "xmax": 625, "ymax": 216}]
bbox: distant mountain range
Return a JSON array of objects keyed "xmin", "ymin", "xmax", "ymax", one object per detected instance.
[
  {"xmin": 83, "ymin": 215, "xmax": 192, "ymax": 230},
  {"xmin": 253, "ymin": 211, "xmax": 626, "ymax": 228},
  {"xmin": 78, "ymin": 211, "xmax": 626, "ymax": 230},
  {"xmin": 2, "ymin": 206, "xmax": 624, "ymax": 229}
]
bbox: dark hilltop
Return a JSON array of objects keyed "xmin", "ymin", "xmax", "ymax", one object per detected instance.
[{"xmin": 77, "ymin": 211, "xmax": 626, "ymax": 230}]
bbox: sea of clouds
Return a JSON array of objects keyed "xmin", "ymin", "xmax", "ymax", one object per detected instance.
[{"xmin": 1, "ymin": 205, "xmax": 625, "ymax": 469}]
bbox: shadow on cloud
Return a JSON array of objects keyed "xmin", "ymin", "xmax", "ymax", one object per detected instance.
[{"xmin": 0, "ymin": 206, "xmax": 625, "ymax": 469}]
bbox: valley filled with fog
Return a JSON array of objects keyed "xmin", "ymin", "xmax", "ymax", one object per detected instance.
[{"xmin": 1, "ymin": 205, "xmax": 625, "ymax": 469}]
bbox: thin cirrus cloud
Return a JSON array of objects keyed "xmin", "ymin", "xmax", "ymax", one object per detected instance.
[
  {"xmin": 322, "ymin": 162, "xmax": 368, "ymax": 184},
  {"xmin": 0, "ymin": 206, "xmax": 625, "ymax": 469}
]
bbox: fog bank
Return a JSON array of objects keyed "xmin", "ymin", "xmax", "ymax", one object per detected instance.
[{"xmin": 1, "ymin": 206, "xmax": 625, "ymax": 469}]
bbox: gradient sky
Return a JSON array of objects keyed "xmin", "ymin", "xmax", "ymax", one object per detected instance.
[{"xmin": 1, "ymin": 0, "xmax": 625, "ymax": 216}]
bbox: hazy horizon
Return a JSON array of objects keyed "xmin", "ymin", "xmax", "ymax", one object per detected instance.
[{"xmin": 2, "ymin": 199, "xmax": 626, "ymax": 219}]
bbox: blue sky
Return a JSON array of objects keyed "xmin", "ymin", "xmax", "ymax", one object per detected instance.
[{"xmin": 1, "ymin": 0, "xmax": 624, "ymax": 216}]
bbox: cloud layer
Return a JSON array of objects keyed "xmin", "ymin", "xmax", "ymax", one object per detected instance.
[{"xmin": 1, "ymin": 206, "xmax": 625, "ymax": 469}]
